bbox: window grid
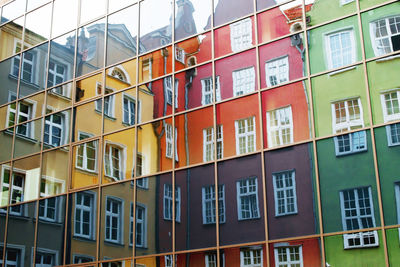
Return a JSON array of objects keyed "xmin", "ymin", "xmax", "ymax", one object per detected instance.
[
  {"xmin": 105, "ymin": 198, "xmax": 122, "ymax": 243},
  {"xmin": 201, "ymin": 76, "xmax": 221, "ymax": 105},
  {"xmin": 104, "ymin": 143, "xmax": 122, "ymax": 180},
  {"xmin": 135, "ymin": 204, "xmax": 146, "ymax": 247},
  {"xmin": 75, "ymin": 192, "xmax": 94, "ymax": 239},
  {"xmin": 237, "ymin": 177, "xmax": 259, "ymax": 220},
  {"xmin": 386, "ymin": 123, "xmax": 400, "ymax": 146},
  {"xmin": 240, "ymin": 248, "xmax": 262, "ymax": 267},
  {"xmin": 203, "ymin": 125, "xmax": 223, "ymax": 162},
  {"xmin": 163, "ymin": 184, "xmax": 181, "ymax": 222},
  {"xmin": 371, "ymin": 16, "xmax": 400, "ymax": 56},
  {"xmin": 265, "ymin": 56, "xmax": 289, "ymax": 87},
  {"xmin": 232, "ymin": 67, "xmax": 255, "ymax": 96},
  {"xmin": 44, "ymin": 113, "xmax": 63, "ymax": 147},
  {"xmin": 334, "ymin": 130, "xmax": 367, "ymax": 155},
  {"xmin": 76, "ymin": 133, "xmax": 97, "ymax": 172},
  {"xmin": 267, "ymin": 106, "xmax": 293, "ymax": 147},
  {"xmin": 332, "ymin": 98, "xmax": 363, "ymax": 133},
  {"xmin": 381, "ymin": 91, "xmax": 400, "ymax": 122},
  {"xmin": 274, "ymin": 246, "xmax": 303, "ymax": 267},
  {"xmin": 273, "ymin": 170, "xmax": 297, "ymax": 217},
  {"xmin": 123, "ymin": 96, "xmax": 136, "ymax": 125},
  {"xmin": 235, "ymin": 117, "xmax": 256, "ymax": 155},
  {"xmin": 326, "ymin": 30, "xmax": 355, "ymax": 69},
  {"xmin": 230, "ymin": 18, "xmax": 252, "ymax": 52},
  {"xmin": 202, "ymin": 184, "xmax": 225, "ymax": 224}
]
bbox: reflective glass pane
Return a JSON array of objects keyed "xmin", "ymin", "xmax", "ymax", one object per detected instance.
[
  {"xmin": 213, "ymin": 0, "xmax": 253, "ymax": 27},
  {"xmin": 0, "ymin": 17, "xmax": 24, "ymax": 61},
  {"xmin": 43, "ymin": 109, "xmax": 71, "ymax": 148},
  {"xmin": 46, "ymin": 82, "xmax": 73, "ymax": 113},
  {"xmin": 270, "ymin": 238, "xmax": 322, "ymax": 266},
  {"xmin": 105, "ymin": 60, "xmax": 136, "ymax": 94},
  {"xmin": 12, "ymin": 154, "xmax": 41, "ymax": 202},
  {"xmin": 26, "ymin": 0, "xmax": 49, "ymax": 11},
  {"xmin": 72, "ymin": 100, "xmax": 102, "ymax": 141},
  {"xmin": 0, "ymin": 129, "xmax": 13, "ymax": 163},
  {"xmin": 71, "ymin": 138, "xmax": 99, "ymax": 189},
  {"xmin": 24, "ymin": 3, "xmax": 52, "ymax": 46},
  {"xmin": 306, "ymin": 0, "xmax": 356, "ymax": 27},
  {"xmin": 108, "ymin": 0, "xmax": 136, "ymax": 13},
  {"xmin": 52, "ymin": 0, "xmax": 78, "ymax": 38},
  {"xmin": 1, "ymin": 0, "xmax": 25, "ymax": 23},
  {"xmin": 80, "ymin": 0, "xmax": 106, "ymax": 25},
  {"xmin": 0, "ymin": 55, "xmax": 19, "ymax": 105},
  {"xmin": 75, "ymin": 72, "xmax": 103, "ymax": 103},
  {"xmin": 13, "ymin": 118, "xmax": 42, "ymax": 158},
  {"xmin": 41, "ymin": 147, "xmax": 69, "ymax": 197},
  {"xmin": 139, "ymin": 46, "xmax": 173, "ymax": 83}
]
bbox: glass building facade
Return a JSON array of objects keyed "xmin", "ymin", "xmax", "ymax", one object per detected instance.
[{"xmin": 0, "ymin": 0, "xmax": 399, "ymax": 266}]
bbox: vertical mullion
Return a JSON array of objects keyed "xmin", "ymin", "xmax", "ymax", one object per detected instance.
[{"xmin": 171, "ymin": 0, "xmax": 176, "ymax": 264}]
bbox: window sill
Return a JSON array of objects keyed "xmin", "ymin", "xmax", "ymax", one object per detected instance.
[
  {"xmin": 104, "ymin": 240, "xmax": 124, "ymax": 247},
  {"xmin": 335, "ymin": 148, "xmax": 367, "ymax": 157},
  {"xmin": 38, "ymin": 218, "xmax": 63, "ymax": 226},
  {"xmin": 275, "ymin": 212, "xmax": 298, "ymax": 218},
  {"xmin": 73, "ymin": 235, "xmax": 96, "ymax": 242},
  {"xmin": 376, "ymin": 54, "xmax": 400, "ymax": 63},
  {"xmin": 104, "ymin": 174, "xmax": 123, "ymax": 182},
  {"xmin": 14, "ymin": 133, "xmax": 38, "ymax": 143},
  {"xmin": 328, "ymin": 66, "xmax": 357, "ymax": 76},
  {"xmin": 122, "ymin": 122, "xmax": 135, "ymax": 127},
  {"xmin": 238, "ymin": 216, "xmax": 261, "ymax": 221},
  {"xmin": 74, "ymin": 167, "xmax": 98, "ymax": 175}
]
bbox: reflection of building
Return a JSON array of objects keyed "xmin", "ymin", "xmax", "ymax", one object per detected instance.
[{"xmin": 0, "ymin": 0, "xmax": 400, "ymax": 266}]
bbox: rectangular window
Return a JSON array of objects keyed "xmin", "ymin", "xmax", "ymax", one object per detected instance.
[
  {"xmin": 35, "ymin": 250, "xmax": 56, "ymax": 267},
  {"xmin": 340, "ymin": 187, "xmax": 378, "ymax": 248},
  {"xmin": 136, "ymin": 204, "xmax": 146, "ymax": 247},
  {"xmin": 164, "ymin": 255, "xmax": 173, "ymax": 267},
  {"xmin": 273, "ymin": 170, "xmax": 297, "ymax": 217},
  {"xmin": 104, "ymin": 143, "xmax": 124, "ymax": 180},
  {"xmin": 175, "ymin": 47, "xmax": 185, "ymax": 64},
  {"xmin": 274, "ymin": 246, "xmax": 303, "ymax": 267},
  {"xmin": 0, "ymin": 247, "xmax": 22, "ymax": 267},
  {"xmin": 235, "ymin": 117, "xmax": 256, "ymax": 155},
  {"xmin": 370, "ymin": 16, "xmax": 400, "ymax": 56},
  {"xmin": 265, "ymin": 56, "xmax": 289, "ymax": 87},
  {"xmin": 205, "ymin": 252, "xmax": 224, "ymax": 267},
  {"xmin": 202, "ymin": 185, "xmax": 225, "ymax": 224},
  {"xmin": 163, "ymin": 184, "xmax": 181, "ymax": 222},
  {"xmin": 123, "ymin": 95, "xmax": 137, "ymax": 125},
  {"xmin": 136, "ymin": 154, "xmax": 144, "ymax": 177},
  {"xmin": 232, "ymin": 67, "xmax": 255, "ymax": 96},
  {"xmin": 203, "ymin": 125, "xmax": 223, "ymax": 162},
  {"xmin": 130, "ymin": 203, "xmax": 134, "ymax": 246},
  {"xmin": 266, "ymin": 106, "xmax": 293, "ymax": 147},
  {"xmin": 39, "ymin": 184, "xmax": 58, "ymax": 222},
  {"xmin": 44, "ymin": 112, "xmax": 64, "ymax": 147},
  {"xmin": 164, "ymin": 76, "xmax": 178, "ymax": 108},
  {"xmin": 386, "ymin": 123, "xmax": 400, "ymax": 146},
  {"xmin": 136, "ymin": 178, "xmax": 148, "ymax": 189},
  {"xmin": 201, "ymin": 76, "xmax": 221, "ymax": 105},
  {"xmin": 73, "ymin": 255, "xmax": 94, "ymax": 264},
  {"xmin": 95, "ymin": 85, "xmax": 115, "ymax": 118},
  {"xmin": 237, "ymin": 177, "xmax": 259, "ymax": 220},
  {"xmin": 381, "ymin": 90, "xmax": 400, "ymax": 122},
  {"xmin": 332, "ymin": 98, "xmax": 363, "ymax": 133},
  {"xmin": 165, "ymin": 124, "xmax": 178, "ymax": 160},
  {"xmin": 105, "ymin": 197, "xmax": 122, "ymax": 243},
  {"xmin": 325, "ymin": 30, "xmax": 356, "ymax": 69},
  {"xmin": 76, "ymin": 133, "xmax": 98, "ymax": 172},
  {"xmin": 334, "ymin": 130, "xmax": 367, "ymax": 155},
  {"xmin": 240, "ymin": 248, "xmax": 262, "ymax": 267},
  {"xmin": 230, "ymin": 18, "xmax": 252, "ymax": 52},
  {"xmin": 8, "ymin": 99, "xmax": 34, "ymax": 138},
  {"xmin": 47, "ymin": 61, "xmax": 65, "ymax": 88},
  {"xmin": 12, "ymin": 42, "xmax": 35, "ymax": 83},
  {"xmin": 3, "ymin": 169, "xmax": 25, "ymax": 215},
  {"xmin": 74, "ymin": 192, "xmax": 95, "ymax": 239}
]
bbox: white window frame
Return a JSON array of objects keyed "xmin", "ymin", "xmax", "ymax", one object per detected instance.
[
  {"xmin": 340, "ymin": 0, "xmax": 355, "ymax": 5},
  {"xmin": 265, "ymin": 56, "xmax": 289, "ymax": 87},
  {"xmin": 165, "ymin": 124, "xmax": 178, "ymax": 161},
  {"xmin": 339, "ymin": 187, "xmax": 378, "ymax": 249},
  {"xmin": 205, "ymin": 252, "xmax": 225, "ymax": 267},
  {"xmin": 325, "ymin": 29, "xmax": 356, "ymax": 70},
  {"xmin": 164, "ymin": 76, "xmax": 178, "ymax": 108},
  {"xmin": 6, "ymin": 97, "xmax": 36, "ymax": 139},
  {"xmin": 272, "ymin": 170, "xmax": 297, "ymax": 217},
  {"xmin": 104, "ymin": 141, "xmax": 126, "ymax": 181},
  {"xmin": 122, "ymin": 93, "xmax": 140, "ymax": 125},
  {"xmin": 202, "ymin": 184, "xmax": 225, "ymax": 224},
  {"xmin": 75, "ymin": 132, "xmax": 98, "ymax": 173},
  {"xmin": 72, "ymin": 254, "xmax": 95, "ymax": 264},
  {"xmin": 0, "ymin": 244, "xmax": 25, "ymax": 267},
  {"xmin": 1, "ymin": 166, "xmax": 26, "ymax": 215},
  {"xmin": 39, "ymin": 176, "xmax": 65, "ymax": 222},
  {"xmin": 236, "ymin": 177, "xmax": 260, "ymax": 220},
  {"xmin": 232, "ymin": 67, "xmax": 255, "ymax": 96},
  {"xmin": 266, "ymin": 106, "xmax": 293, "ymax": 147},
  {"xmin": 164, "ymin": 255, "xmax": 174, "ymax": 267},
  {"xmin": 386, "ymin": 123, "xmax": 400, "ymax": 146},
  {"xmin": 74, "ymin": 191, "xmax": 96, "ymax": 240},
  {"xmin": 105, "ymin": 196, "xmax": 123, "ymax": 244},
  {"xmin": 334, "ymin": 130, "xmax": 367, "ymax": 156},
  {"xmin": 35, "ymin": 248, "xmax": 59, "ymax": 267},
  {"xmin": 135, "ymin": 203, "xmax": 147, "ymax": 248},
  {"xmin": 369, "ymin": 15, "xmax": 400, "ymax": 57},
  {"xmin": 163, "ymin": 184, "xmax": 181, "ymax": 222},
  {"xmin": 95, "ymin": 82, "xmax": 115, "ymax": 118},
  {"xmin": 230, "ymin": 18, "xmax": 252, "ymax": 52},
  {"xmin": 175, "ymin": 46, "xmax": 185, "ymax": 64},
  {"xmin": 11, "ymin": 40, "xmax": 36, "ymax": 83},
  {"xmin": 44, "ymin": 110, "xmax": 68, "ymax": 147},
  {"xmin": 136, "ymin": 178, "xmax": 148, "ymax": 189},
  {"xmin": 47, "ymin": 60, "xmax": 66, "ymax": 89},
  {"xmin": 274, "ymin": 246, "xmax": 303, "ymax": 267},
  {"xmin": 235, "ymin": 117, "xmax": 256, "ymax": 155},
  {"xmin": 381, "ymin": 89, "xmax": 400, "ymax": 123},
  {"xmin": 201, "ymin": 76, "xmax": 221, "ymax": 105},
  {"xmin": 135, "ymin": 153, "xmax": 145, "ymax": 178},
  {"xmin": 108, "ymin": 65, "xmax": 131, "ymax": 84},
  {"xmin": 239, "ymin": 247, "xmax": 263, "ymax": 267},
  {"xmin": 203, "ymin": 125, "xmax": 223, "ymax": 162},
  {"xmin": 331, "ymin": 98, "xmax": 364, "ymax": 133}
]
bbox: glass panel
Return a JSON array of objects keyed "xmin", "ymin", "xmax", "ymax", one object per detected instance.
[
  {"xmin": 0, "ymin": 17, "xmax": 24, "ymax": 61},
  {"xmin": 0, "ymin": 55, "xmax": 19, "ymax": 105},
  {"xmin": 46, "ymin": 82, "xmax": 73, "ymax": 113},
  {"xmin": 108, "ymin": 0, "xmax": 136, "ymax": 14},
  {"xmin": 26, "ymin": 0, "xmax": 49, "ymax": 11},
  {"xmin": 13, "ymin": 118, "xmax": 42, "ymax": 158},
  {"xmin": 41, "ymin": 147, "xmax": 69, "ymax": 197},
  {"xmin": 257, "ymin": 0, "xmax": 277, "ymax": 11},
  {"xmin": 216, "ymin": 94, "xmax": 260, "ymax": 159},
  {"xmin": 311, "ymin": 66, "xmax": 369, "ymax": 138},
  {"xmin": 0, "ymin": 0, "xmax": 25, "ymax": 23},
  {"xmin": 0, "ymin": 163, "xmax": 11, "ymax": 207},
  {"xmin": 265, "ymin": 143, "xmax": 318, "ymax": 240},
  {"xmin": 18, "ymin": 42, "xmax": 49, "ymax": 98},
  {"xmin": 139, "ymin": 0, "xmax": 172, "ymax": 54},
  {"xmin": 75, "ymin": 72, "xmax": 103, "ymax": 103},
  {"xmin": 213, "ymin": 0, "xmax": 254, "ymax": 27},
  {"xmin": 175, "ymin": 107, "xmax": 213, "ymax": 167},
  {"xmin": 317, "ymin": 131, "xmax": 381, "ymax": 234},
  {"xmin": 324, "ymin": 231, "xmax": 385, "ymax": 265},
  {"xmin": 48, "ymin": 31, "xmax": 75, "ymax": 88},
  {"xmin": 71, "ymin": 138, "xmax": 99, "ymax": 189},
  {"xmin": 139, "ymin": 46, "xmax": 173, "ymax": 83},
  {"xmin": 215, "ymin": 49, "xmax": 257, "ymax": 101},
  {"xmin": 175, "ymin": 164, "xmax": 216, "ymax": 251},
  {"xmin": 75, "ymin": 18, "xmax": 105, "ymax": 77},
  {"xmin": 24, "ymin": 3, "xmax": 52, "ymax": 47},
  {"xmin": 80, "ymin": 0, "xmax": 106, "ymax": 25},
  {"xmin": 106, "ymin": 4, "xmax": 138, "ymax": 66},
  {"xmin": 270, "ymin": 238, "xmax": 322, "ymax": 266},
  {"xmin": 12, "ymin": 154, "xmax": 41, "ymax": 202},
  {"xmin": 137, "ymin": 119, "xmax": 173, "ymax": 175},
  {"xmin": 36, "ymin": 195, "xmax": 66, "ymax": 266},
  {"xmin": 174, "ymin": 31, "xmax": 212, "ymax": 72},
  {"xmin": 262, "ymin": 82, "xmax": 311, "ymax": 149},
  {"xmin": 138, "ymin": 76, "xmax": 172, "ymax": 123},
  {"xmin": 136, "ymin": 173, "xmax": 172, "ymax": 255},
  {"xmin": 18, "ymin": 92, "xmax": 44, "ymax": 121},
  {"xmin": 66, "ymin": 189, "xmax": 98, "ymax": 264},
  {"xmin": 105, "ymin": 58, "xmax": 137, "ymax": 92},
  {"xmin": 99, "ymin": 181, "xmax": 134, "ymax": 260},
  {"xmin": 103, "ymin": 88, "xmax": 137, "ymax": 133},
  {"xmin": 214, "ymin": 17, "xmax": 255, "ymax": 58},
  {"xmin": 306, "ymin": 0, "xmax": 356, "ymax": 27},
  {"xmin": 51, "ymin": 0, "xmax": 78, "ymax": 38},
  {"xmin": 43, "ymin": 109, "xmax": 71, "ymax": 148},
  {"xmin": 0, "ymin": 129, "xmax": 13, "ymax": 163},
  {"xmin": 102, "ymin": 128, "xmax": 135, "ymax": 183},
  {"xmin": 174, "ymin": 0, "xmax": 211, "ymax": 41},
  {"xmin": 72, "ymin": 101, "xmax": 102, "ymax": 142},
  {"xmin": 0, "ymin": 104, "xmax": 11, "ymax": 131},
  {"xmin": 308, "ymin": 16, "xmax": 362, "ymax": 74},
  {"xmin": 217, "ymin": 154, "xmax": 265, "ymax": 245}
]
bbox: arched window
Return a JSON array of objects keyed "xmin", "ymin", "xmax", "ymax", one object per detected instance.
[{"xmin": 111, "ymin": 68, "xmax": 127, "ymax": 82}]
